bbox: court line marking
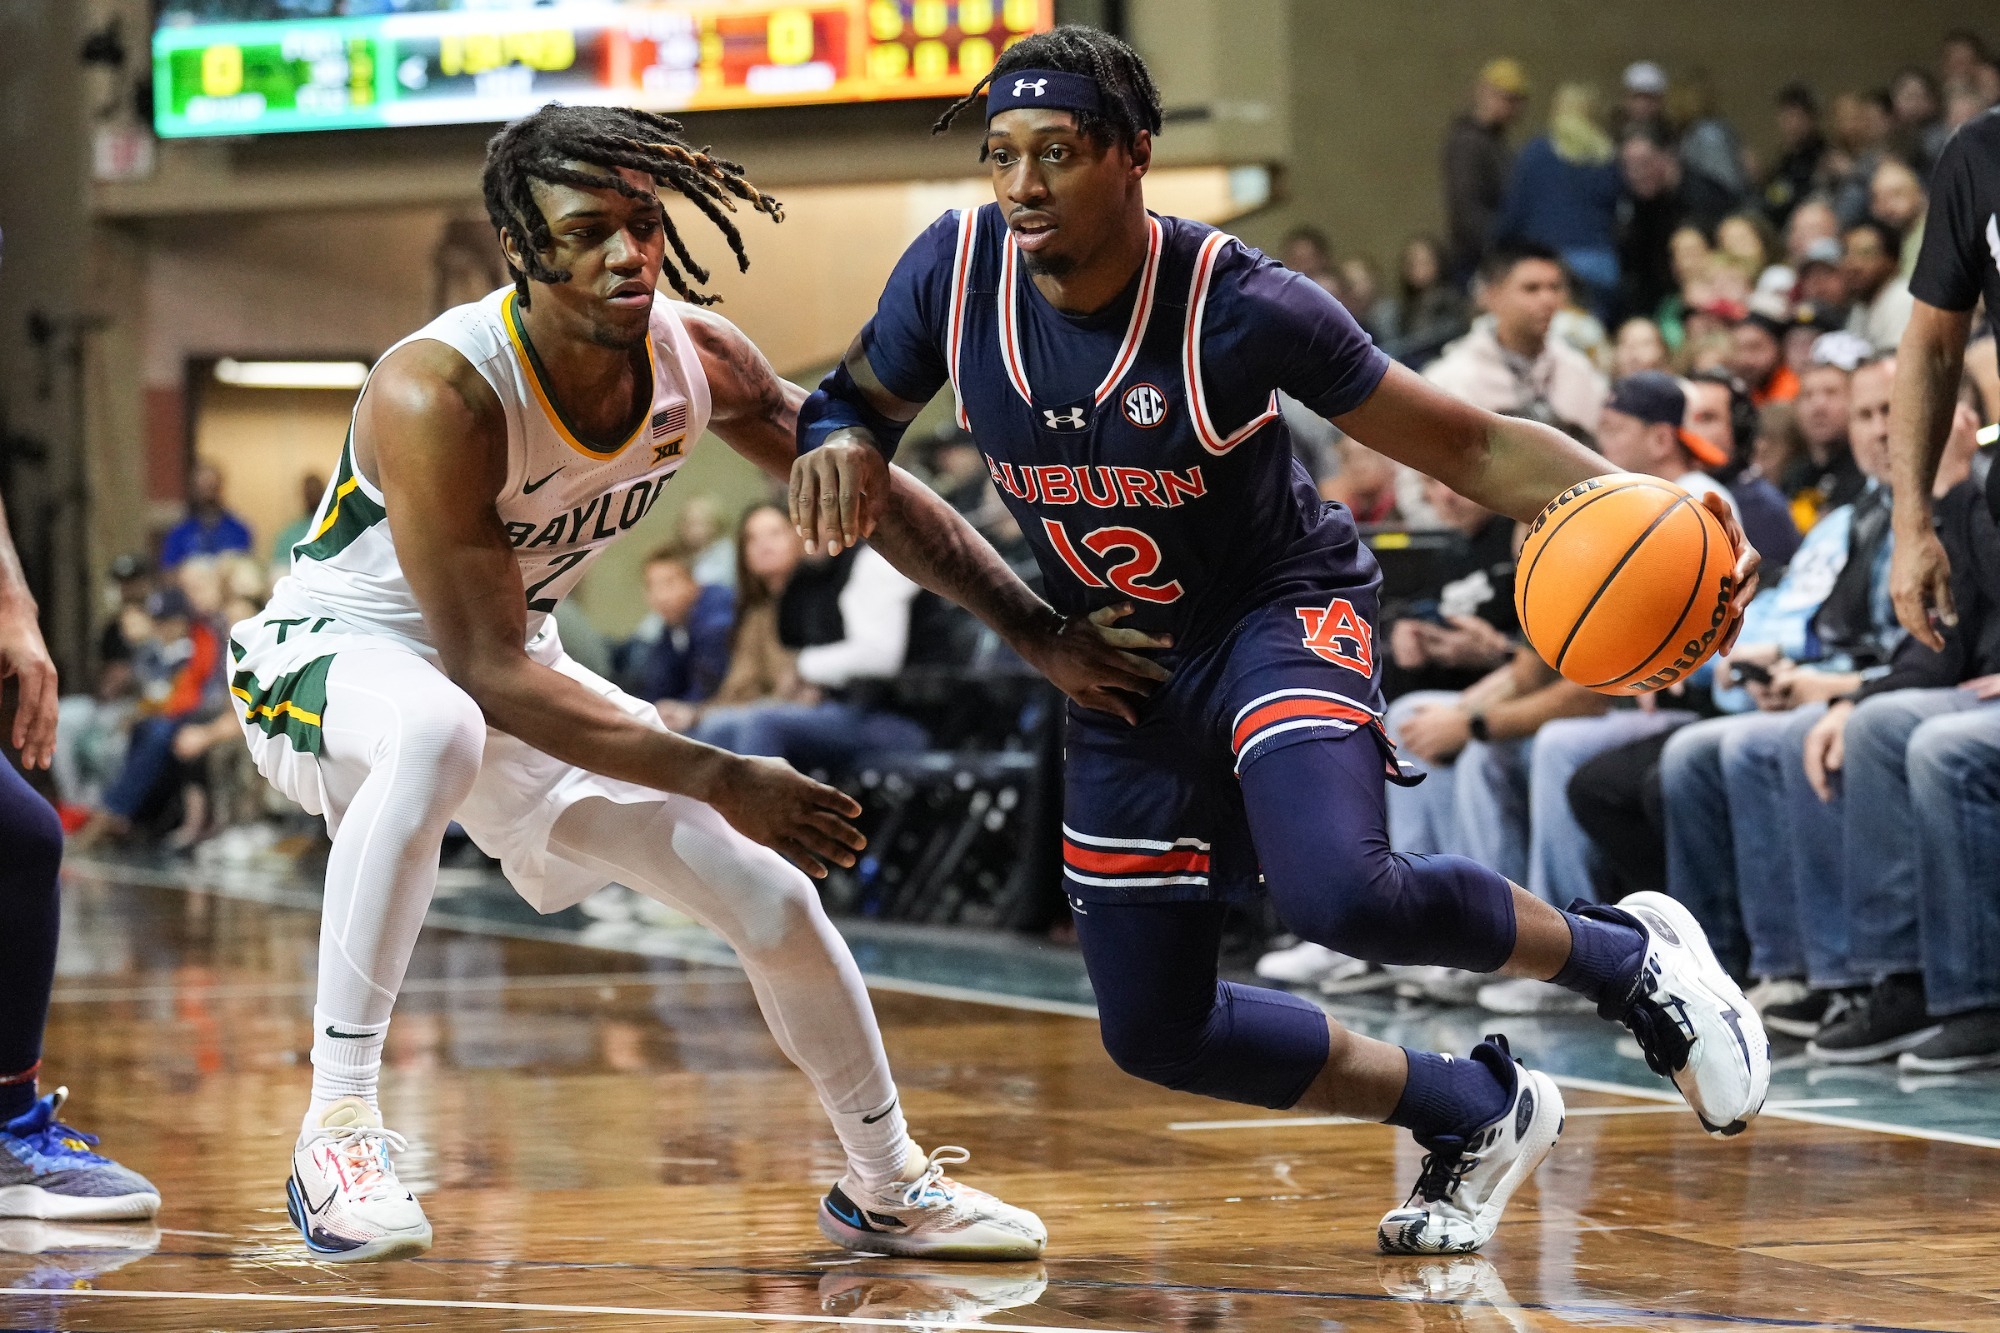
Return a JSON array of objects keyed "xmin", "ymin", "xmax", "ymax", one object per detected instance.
[
  {"xmin": 50, "ymin": 970, "xmax": 740, "ymax": 1005},
  {"xmin": 27, "ymin": 1267, "xmax": 1977, "ymax": 1333},
  {"xmin": 77, "ymin": 856, "xmax": 2000, "ymax": 1152},
  {"xmin": 1164, "ymin": 1098, "xmax": 1862, "ymax": 1132},
  {"xmin": 0, "ymin": 1288, "xmax": 1140, "ymax": 1332}
]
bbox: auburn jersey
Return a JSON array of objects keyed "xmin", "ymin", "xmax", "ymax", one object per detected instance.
[{"xmin": 851, "ymin": 205, "xmax": 1391, "ymax": 652}]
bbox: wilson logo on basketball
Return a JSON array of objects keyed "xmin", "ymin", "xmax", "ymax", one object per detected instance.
[
  {"xmin": 1122, "ymin": 383, "xmax": 1169, "ymax": 428},
  {"xmin": 1297, "ymin": 597, "xmax": 1374, "ymax": 675}
]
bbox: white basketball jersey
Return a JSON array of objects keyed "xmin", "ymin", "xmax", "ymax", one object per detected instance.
[{"xmin": 280, "ymin": 286, "xmax": 710, "ymax": 654}]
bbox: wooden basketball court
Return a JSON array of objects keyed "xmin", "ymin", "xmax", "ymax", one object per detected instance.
[{"xmin": 5, "ymin": 867, "xmax": 1996, "ymax": 1332}]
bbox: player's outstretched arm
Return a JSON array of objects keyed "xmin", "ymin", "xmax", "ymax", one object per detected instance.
[
  {"xmin": 682, "ymin": 307, "xmax": 1171, "ymax": 723},
  {"xmin": 359, "ymin": 341, "xmax": 863, "ymax": 878},
  {"xmin": 1335, "ymin": 362, "xmax": 1760, "ymax": 645}
]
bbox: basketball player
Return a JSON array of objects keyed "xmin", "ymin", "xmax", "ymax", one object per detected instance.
[
  {"xmin": 0, "ymin": 228, "xmax": 159, "ymax": 1229},
  {"xmin": 232, "ymin": 106, "xmax": 1117, "ymax": 1262},
  {"xmin": 792, "ymin": 28, "xmax": 1771, "ymax": 1254}
]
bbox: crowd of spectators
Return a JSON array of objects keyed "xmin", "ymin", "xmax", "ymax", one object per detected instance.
[{"xmin": 1258, "ymin": 30, "xmax": 2000, "ymax": 1074}]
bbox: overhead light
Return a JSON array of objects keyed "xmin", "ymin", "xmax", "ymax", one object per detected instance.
[
  {"xmin": 214, "ymin": 358, "xmax": 368, "ymax": 390},
  {"xmin": 1979, "ymin": 422, "xmax": 1999, "ymax": 447}
]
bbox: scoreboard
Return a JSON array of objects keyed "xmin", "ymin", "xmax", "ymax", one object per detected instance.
[{"xmin": 152, "ymin": 1, "xmax": 1055, "ymax": 139}]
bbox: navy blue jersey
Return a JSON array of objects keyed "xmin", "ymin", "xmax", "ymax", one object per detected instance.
[{"xmin": 856, "ymin": 205, "xmax": 1391, "ymax": 652}]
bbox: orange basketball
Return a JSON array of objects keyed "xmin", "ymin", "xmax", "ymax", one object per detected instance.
[{"xmin": 1515, "ymin": 474, "xmax": 1737, "ymax": 696}]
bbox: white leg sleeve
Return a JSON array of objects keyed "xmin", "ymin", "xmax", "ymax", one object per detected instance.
[
  {"xmin": 548, "ymin": 794, "xmax": 916, "ymax": 1186},
  {"xmin": 305, "ymin": 650, "xmax": 486, "ymax": 1118}
]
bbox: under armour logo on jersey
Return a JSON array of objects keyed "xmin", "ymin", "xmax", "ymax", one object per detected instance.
[
  {"xmin": 1297, "ymin": 597, "xmax": 1375, "ymax": 675},
  {"xmin": 1013, "ymin": 77, "xmax": 1048, "ymax": 97},
  {"xmin": 1122, "ymin": 383, "xmax": 1168, "ymax": 428},
  {"xmin": 1042, "ymin": 406, "xmax": 1089, "ymax": 432}
]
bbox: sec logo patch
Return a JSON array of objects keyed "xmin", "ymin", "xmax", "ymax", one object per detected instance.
[{"xmin": 1121, "ymin": 383, "xmax": 1168, "ymax": 428}]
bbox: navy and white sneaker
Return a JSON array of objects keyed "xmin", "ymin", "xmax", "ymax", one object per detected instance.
[
  {"xmin": 1591, "ymin": 892, "xmax": 1770, "ymax": 1135},
  {"xmin": 286, "ymin": 1097, "xmax": 431, "ymax": 1263},
  {"xmin": 0, "ymin": 1090, "xmax": 159, "ymax": 1222},
  {"xmin": 817, "ymin": 1146, "xmax": 1045, "ymax": 1260},
  {"xmin": 1377, "ymin": 1036, "xmax": 1564, "ymax": 1255}
]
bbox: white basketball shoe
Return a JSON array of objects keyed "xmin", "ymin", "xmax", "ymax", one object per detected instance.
[
  {"xmin": 1378, "ymin": 1036, "xmax": 1564, "ymax": 1255},
  {"xmin": 818, "ymin": 1145, "xmax": 1046, "ymax": 1260},
  {"xmin": 285, "ymin": 1097, "xmax": 432, "ymax": 1263},
  {"xmin": 1601, "ymin": 892, "xmax": 1771, "ymax": 1135}
]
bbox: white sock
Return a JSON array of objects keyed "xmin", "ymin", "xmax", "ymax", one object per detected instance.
[
  {"xmin": 305, "ymin": 1008, "xmax": 388, "ymax": 1130},
  {"xmin": 834, "ymin": 1094, "xmax": 922, "ymax": 1192}
]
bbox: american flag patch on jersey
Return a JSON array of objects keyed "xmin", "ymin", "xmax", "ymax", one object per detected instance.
[{"xmin": 650, "ymin": 403, "xmax": 687, "ymax": 440}]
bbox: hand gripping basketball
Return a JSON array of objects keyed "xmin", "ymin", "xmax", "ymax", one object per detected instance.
[{"xmin": 1515, "ymin": 475, "xmax": 1759, "ymax": 696}]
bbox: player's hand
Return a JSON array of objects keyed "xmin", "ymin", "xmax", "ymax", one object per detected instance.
[
  {"xmin": 0, "ymin": 604, "xmax": 57, "ymax": 770},
  {"xmin": 790, "ymin": 435, "xmax": 890, "ymax": 557},
  {"xmin": 1802, "ymin": 699, "xmax": 1854, "ymax": 802},
  {"xmin": 1016, "ymin": 603, "xmax": 1172, "ymax": 726},
  {"xmin": 1700, "ymin": 491, "xmax": 1760, "ymax": 656},
  {"xmin": 1891, "ymin": 521, "xmax": 1955, "ymax": 652},
  {"xmin": 707, "ymin": 753, "xmax": 866, "ymax": 879}
]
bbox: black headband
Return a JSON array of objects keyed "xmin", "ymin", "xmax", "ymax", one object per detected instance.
[{"xmin": 985, "ymin": 69, "xmax": 1104, "ymax": 121}]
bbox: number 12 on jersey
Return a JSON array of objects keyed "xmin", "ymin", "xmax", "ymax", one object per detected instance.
[{"xmin": 1042, "ymin": 519, "xmax": 1184, "ymax": 604}]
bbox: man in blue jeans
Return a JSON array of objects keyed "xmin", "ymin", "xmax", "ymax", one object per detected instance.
[
  {"xmin": 1795, "ymin": 456, "xmax": 2000, "ymax": 1068},
  {"xmin": 1659, "ymin": 355, "xmax": 1904, "ymax": 1014}
]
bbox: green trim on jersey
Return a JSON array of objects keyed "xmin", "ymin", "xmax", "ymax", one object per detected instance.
[
  {"xmin": 502, "ymin": 290, "xmax": 649, "ymax": 457},
  {"xmin": 294, "ymin": 435, "xmax": 386, "ymax": 565},
  {"xmin": 230, "ymin": 650, "xmax": 334, "ymax": 755}
]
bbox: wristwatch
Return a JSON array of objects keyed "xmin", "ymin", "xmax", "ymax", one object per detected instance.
[{"xmin": 1465, "ymin": 708, "xmax": 1491, "ymax": 742}]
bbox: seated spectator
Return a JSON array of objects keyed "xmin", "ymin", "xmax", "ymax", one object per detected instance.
[
  {"xmin": 1619, "ymin": 129, "xmax": 1737, "ymax": 325},
  {"xmin": 55, "ymin": 554, "xmax": 150, "ymax": 809},
  {"xmin": 267, "ymin": 472, "xmax": 325, "ymax": 576},
  {"xmin": 1887, "ymin": 66, "xmax": 1947, "ymax": 177},
  {"xmin": 1751, "ymin": 401, "xmax": 1808, "ymax": 496},
  {"xmin": 1685, "ymin": 369, "xmax": 1802, "ymax": 575},
  {"xmin": 1381, "ymin": 478, "xmax": 1518, "ymax": 701},
  {"xmin": 1377, "ymin": 236, "xmax": 1468, "ymax": 364},
  {"xmin": 1441, "ymin": 59, "xmax": 1530, "ymax": 281},
  {"xmin": 696, "ymin": 539, "xmax": 925, "ymax": 772},
  {"xmin": 1493, "ymin": 84, "xmax": 1622, "ymax": 320},
  {"xmin": 1337, "ymin": 256, "xmax": 1391, "ymax": 339},
  {"xmin": 1654, "ymin": 354, "xmax": 1905, "ymax": 1008},
  {"xmin": 1772, "ymin": 390, "xmax": 1993, "ymax": 1064},
  {"xmin": 1277, "ymin": 226, "xmax": 1336, "ymax": 292},
  {"xmin": 1322, "ymin": 435, "xmax": 1403, "ymax": 525},
  {"xmin": 675, "ymin": 495, "xmax": 737, "ymax": 590},
  {"xmin": 159, "ymin": 462, "xmax": 252, "ymax": 569},
  {"xmin": 1613, "ymin": 317, "xmax": 1670, "ymax": 379},
  {"xmin": 1781, "ymin": 353, "xmax": 1863, "ymax": 531},
  {"xmin": 77, "ymin": 572, "xmax": 228, "ymax": 845},
  {"xmin": 1826, "ymin": 89, "xmax": 1894, "ymax": 226},
  {"xmin": 1868, "ymin": 156, "xmax": 1927, "ymax": 278},
  {"xmin": 689, "ymin": 503, "xmax": 809, "ymax": 725},
  {"xmin": 1715, "ymin": 213, "xmax": 1779, "ymax": 289},
  {"xmin": 1424, "ymin": 242, "xmax": 1607, "ymax": 436},
  {"xmin": 1841, "ymin": 218, "xmax": 1915, "ymax": 351},
  {"xmin": 1595, "ymin": 371, "xmax": 1738, "ymax": 513},
  {"xmin": 619, "ymin": 543, "xmax": 733, "ymax": 728},
  {"xmin": 1725, "ymin": 310, "xmax": 1799, "ymax": 406},
  {"xmin": 1794, "ymin": 235, "xmax": 1852, "ymax": 328},
  {"xmin": 1760, "ymin": 83, "xmax": 1827, "ymax": 228}
]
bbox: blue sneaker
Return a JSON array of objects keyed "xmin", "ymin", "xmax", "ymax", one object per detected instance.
[{"xmin": 0, "ymin": 1089, "xmax": 160, "ymax": 1222}]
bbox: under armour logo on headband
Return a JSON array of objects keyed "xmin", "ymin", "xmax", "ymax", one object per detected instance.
[
  {"xmin": 986, "ymin": 68, "xmax": 1104, "ymax": 120},
  {"xmin": 1013, "ymin": 77, "xmax": 1048, "ymax": 96}
]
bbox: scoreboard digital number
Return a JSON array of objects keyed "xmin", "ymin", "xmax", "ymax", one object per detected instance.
[{"xmin": 153, "ymin": 1, "xmax": 1054, "ymax": 138}]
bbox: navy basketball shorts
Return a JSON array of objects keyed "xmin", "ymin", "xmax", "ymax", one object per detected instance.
[{"xmin": 1061, "ymin": 587, "xmax": 1417, "ymax": 906}]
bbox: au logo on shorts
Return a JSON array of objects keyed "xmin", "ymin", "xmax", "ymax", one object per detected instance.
[
  {"xmin": 1297, "ymin": 597, "xmax": 1374, "ymax": 675},
  {"xmin": 1122, "ymin": 383, "xmax": 1168, "ymax": 428}
]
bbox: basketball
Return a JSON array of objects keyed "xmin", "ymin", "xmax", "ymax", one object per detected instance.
[{"xmin": 1515, "ymin": 474, "xmax": 1736, "ymax": 695}]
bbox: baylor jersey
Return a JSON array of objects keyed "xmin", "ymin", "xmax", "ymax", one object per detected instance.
[{"xmin": 282, "ymin": 285, "xmax": 709, "ymax": 655}]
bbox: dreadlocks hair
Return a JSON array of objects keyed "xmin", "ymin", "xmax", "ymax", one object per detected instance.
[
  {"xmin": 932, "ymin": 25, "xmax": 1163, "ymax": 155},
  {"xmin": 482, "ymin": 103, "xmax": 783, "ymax": 308}
]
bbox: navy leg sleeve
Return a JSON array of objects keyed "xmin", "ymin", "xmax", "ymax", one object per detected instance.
[
  {"xmin": 0, "ymin": 758, "xmax": 62, "ymax": 1119},
  {"xmin": 1073, "ymin": 899, "xmax": 1330, "ymax": 1109},
  {"xmin": 1242, "ymin": 737, "xmax": 1517, "ymax": 973}
]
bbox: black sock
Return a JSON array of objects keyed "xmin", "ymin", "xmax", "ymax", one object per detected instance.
[
  {"xmin": 1388, "ymin": 1041, "xmax": 1514, "ymax": 1144},
  {"xmin": 1552, "ymin": 902, "xmax": 1648, "ymax": 1010}
]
